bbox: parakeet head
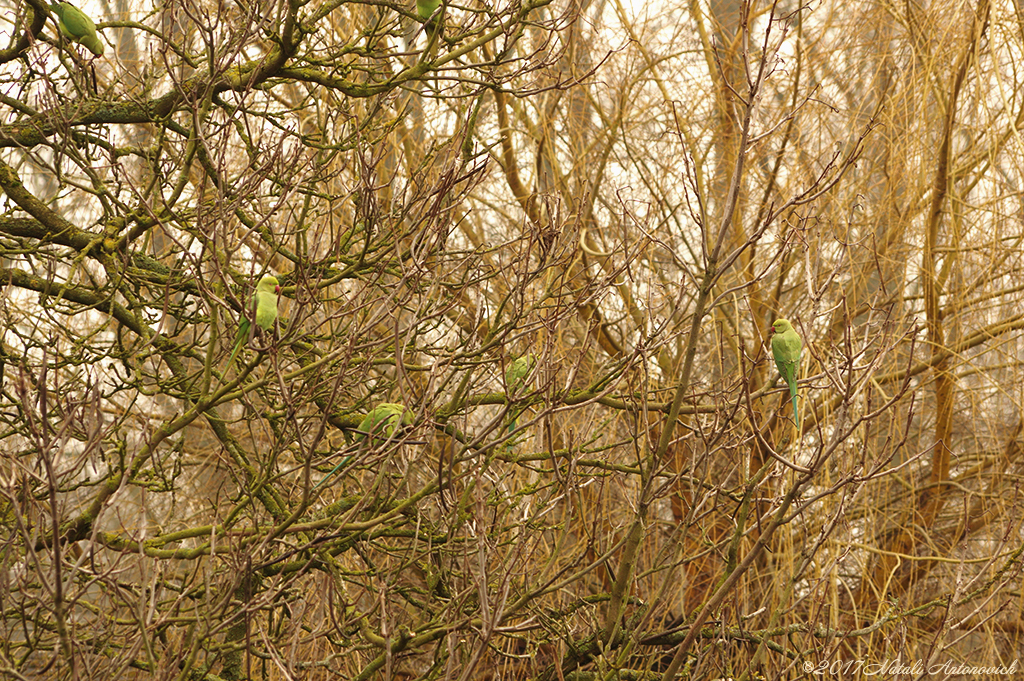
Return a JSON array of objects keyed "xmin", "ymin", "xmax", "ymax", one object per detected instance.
[
  {"xmin": 771, "ymin": 319, "xmax": 793, "ymax": 334},
  {"xmin": 257, "ymin": 275, "xmax": 280, "ymax": 294}
]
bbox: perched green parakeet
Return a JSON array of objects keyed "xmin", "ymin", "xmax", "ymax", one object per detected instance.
[
  {"xmin": 505, "ymin": 354, "xmax": 537, "ymax": 394},
  {"xmin": 416, "ymin": 0, "xmax": 442, "ymax": 32},
  {"xmin": 770, "ymin": 319, "xmax": 802, "ymax": 428},
  {"xmin": 226, "ymin": 275, "xmax": 280, "ymax": 368},
  {"xmin": 355, "ymin": 402, "xmax": 414, "ymax": 442},
  {"xmin": 50, "ymin": 2, "xmax": 104, "ymax": 56},
  {"xmin": 505, "ymin": 354, "xmax": 537, "ymax": 433},
  {"xmin": 314, "ymin": 403, "xmax": 413, "ymax": 489}
]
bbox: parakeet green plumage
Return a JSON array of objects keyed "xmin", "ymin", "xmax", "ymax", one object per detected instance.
[
  {"xmin": 505, "ymin": 354, "xmax": 537, "ymax": 434},
  {"xmin": 226, "ymin": 275, "xmax": 280, "ymax": 369},
  {"xmin": 505, "ymin": 354, "xmax": 537, "ymax": 395},
  {"xmin": 252, "ymin": 275, "xmax": 280, "ymax": 331},
  {"xmin": 416, "ymin": 0, "xmax": 441, "ymax": 21},
  {"xmin": 314, "ymin": 403, "xmax": 413, "ymax": 489},
  {"xmin": 416, "ymin": 0, "xmax": 442, "ymax": 33},
  {"xmin": 355, "ymin": 402, "xmax": 413, "ymax": 442},
  {"xmin": 50, "ymin": 2, "xmax": 104, "ymax": 56},
  {"xmin": 770, "ymin": 319, "xmax": 802, "ymax": 428}
]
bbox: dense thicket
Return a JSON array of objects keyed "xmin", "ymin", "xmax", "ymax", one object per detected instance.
[{"xmin": 1, "ymin": 0, "xmax": 1022, "ymax": 679}]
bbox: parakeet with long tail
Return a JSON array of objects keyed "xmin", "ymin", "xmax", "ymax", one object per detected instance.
[
  {"xmin": 226, "ymin": 275, "xmax": 280, "ymax": 369},
  {"xmin": 771, "ymin": 319, "xmax": 802, "ymax": 428}
]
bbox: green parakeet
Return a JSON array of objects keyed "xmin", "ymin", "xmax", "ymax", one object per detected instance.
[
  {"xmin": 355, "ymin": 402, "xmax": 413, "ymax": 442},
  {"xmin": 314, "ymin": 403, "xmax": 413, "ymax": 489},
  {"xmin": 226, "ymin": 275, "xmax": 280, "ymax": 368},
  {"xmin": 505, "ymin": 354, "xmax": 537, "ymax": 433},
  {"xmin": 770, "ymin": 319, "xmax": 802, "ymax": 428},
  {"xmin": 416, "ymin": 0, "xmax": 442, "ymax": 32},
  {"xmin": 416, "ymin": 0, "xmax": 441, "ymax": 21},
  {"xmin": 50, "ymin": 2, "xmax": 104, "ymax": 56},
  {"xmin": 505, "ymin": 354, "xmax": 537, "ymax": 394}
]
